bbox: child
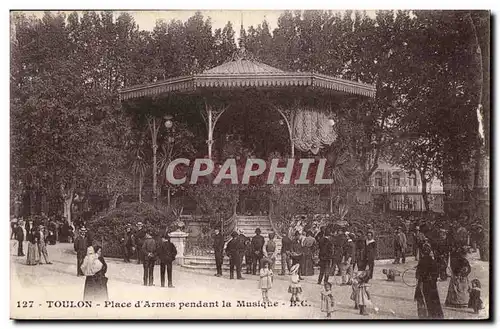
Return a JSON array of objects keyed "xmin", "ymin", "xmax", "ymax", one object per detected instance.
[
  {"xmin": 350, "ymin": 271, "xmax": 360, "ymax": 309},
  {"xmin": 259, "ymin": 260, "xmax": 273, "ymax": 302},
  {"xmin": 355, "ymin": 271, "xmax": 372, "ymax": 315},
  {"xmin": 468, "ymin": 279, "xmax": 483, "ymax": 314},
  {"xmin": 321, "ymin": 282, "xmax": 335, "ymax": 318},
  {"xmin": 288, "ymin": 263, "xmax": 302, "ymax": 303},
  {"xmin": 382, "ymin": 268, "xmax": 401, "ymax": 281}
]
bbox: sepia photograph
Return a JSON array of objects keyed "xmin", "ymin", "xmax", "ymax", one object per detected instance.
[{"xmin": 9, "ymin": 9, "xmax": 490, "ymax": 320}]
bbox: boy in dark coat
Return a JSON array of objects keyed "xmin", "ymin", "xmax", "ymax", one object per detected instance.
[{"xmin": 157, "ymin": 234, "xmax": 177, "ymax": 288}]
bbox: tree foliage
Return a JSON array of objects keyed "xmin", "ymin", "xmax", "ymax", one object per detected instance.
[{"xmin": 11, "ymin": 10, "xmax": 488, "ymax": 225}]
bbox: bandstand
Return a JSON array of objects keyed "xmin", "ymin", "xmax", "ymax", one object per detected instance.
[{"xmin": 120, "ymin": 50, "xmax": 375, "ymax": 268}]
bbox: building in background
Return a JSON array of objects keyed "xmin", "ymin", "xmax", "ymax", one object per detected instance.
[{"xmin": 365, "ymin": 160, "xmax": 444, "ymax": 213}]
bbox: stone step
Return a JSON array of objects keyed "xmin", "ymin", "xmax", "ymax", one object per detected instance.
[
  {"xmin": 182, "ymin": 264, "xmax": 280, "ymax": 271},
  {"xmin": 183, "ymin": 256, "xmax": 283, "ymax": 270},
  {"xmin": 237, "ymin": 222, "xmax": 273, "ymax": 227},
  {"xmin": 186, "ymin": 257, "xmax": 282, "ymax": 266},
  {"xmin": 236, "ymin": 216, "xmax": 271, "ymax": 220}
]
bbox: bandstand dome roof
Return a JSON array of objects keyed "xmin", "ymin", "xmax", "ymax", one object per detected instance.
[{"xmin": 119, "ymin": 54, "xmax": 376, "ymax": 101}]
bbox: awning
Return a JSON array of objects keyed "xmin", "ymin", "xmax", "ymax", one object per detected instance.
[{"xmin": 119, "ymin": 59, "xmax": 376, "ymax": 101}]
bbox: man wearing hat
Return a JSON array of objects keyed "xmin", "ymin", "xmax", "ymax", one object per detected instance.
[
  {"xmin": 213, "ymin": 228, "xmax": 225, "ymax": 277},
  {"xmin": 413, "ymin": 226, "xmax": 427, "ymax": 261},
  {"xmin": 280, "ymin": 228, "xmax": 293, "ymax": 276},
  {"xmin": 226, "ymin": 231, "xmax": 244, "ymax": 280},
  {"xmin": 236, "ymin": 229, "xmax": 248, "ymax": 270},
  {"xmin": 433, "ymin": 229, "xmax": 450, "ymax": 281},
  {"xmin": 135, "ymin": 222, "xmax": 146, "ymax": 264},
  {"xmin": 341, "ymin": 232, "xmax": 355, "ymax": 285},
  {"xmin": 14, "ymin": 220, "xmax": 25, "ymax": 257},
  {"xmin": 121, "ymin": 224, "xmax": 135, "ymax": 263},
  {"xmin": 317, "ymin": 228, "xmax": 333, "ymax": 284},
  {"xmin": 74, "ymin": 227, "xmax": 89, "ymax": 276},
  {"xmin": 157, "ymin": 233, "xmax": 177, "ymax": 288},
  {"xmin": 332, "ymin": 227, "xmax": 346, "ymax": 276},
  {"xmin": 251, "ymin": 228, "xmax": 265, "ymax": 275},
  {"xmin": 393, "ymin": 227, "xmax": 407, "ymax": 264},
  {"xmin": 141, "ymin": 231, "xmax": 157, "ymax": 286}
]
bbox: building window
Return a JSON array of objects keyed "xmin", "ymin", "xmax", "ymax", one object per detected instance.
[
  {"xmin": 392, "ymin": 172, "xmax": 400, "ymax": 186},
  {"xmin": 408, "ymin": 172, "xmax": 417, "ymax": 186},
  {"xmin": 374, "ymin": 172, "xmax": 383, "ymax": 187}
]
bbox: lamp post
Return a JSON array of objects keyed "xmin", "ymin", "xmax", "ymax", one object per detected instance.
[{"xmin": 148, "ymin": 115, "xmax": 174, "ymax": 205}]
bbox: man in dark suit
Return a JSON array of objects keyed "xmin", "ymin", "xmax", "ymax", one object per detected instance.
[
  {"xmin": 280, "ymin": 229, "xmax": 292, "ymax": 275},
  {"xmin": 74, "ymin": 227, "xmax": 89, "ymax": 276},
  {"xmin": 15, "ymin": 221, "xmax": 25, "ymax": 256},
  {"xmin": 251, "ymin": 228, "xmax": 265, "ymax": 275},
  {"xmin": 317, "ymin": 228, "xmax": 333, "ymax": 284},
  {"xmin": 213, "ymin": 228, "xmax": 225, "ymax": 277},
  {"xmin": 332, "ymin": 227, "xmax": 346, "ymax": 276},
  {"xmin": 121, "ymin": 225, "xmax": 135, "ymax": 263},
  {"xmin": 135, "ymin": 222, "xmax": 146, "ymax": 264},
  {"xmin": 226, "ymin": 231, "xmax": 244, "ymax": 280},
  {"xmin": 157, "ymin": 234, "xmax": 177, "ymax": 288},
  {"xmin": 141, "ymin": 231, "xmax": 157, "ymax": 286}
]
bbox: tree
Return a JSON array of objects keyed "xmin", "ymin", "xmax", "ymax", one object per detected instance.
[
  {"xmin": 11, "ymin": 11, "xmax": 146, "ymax": 222},
  {"xmin": 157, "ymin": 122, "xmax": 197, "ymax": 207},
  {"xmin": 129, "ymin": 132, "xmax": 148, "ymax": 203},
  {"xmin": 213, "ymin": 21, "xmax": 237, "ymax": 66}
]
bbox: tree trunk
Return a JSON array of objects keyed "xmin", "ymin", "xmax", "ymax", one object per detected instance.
[
  {"xmin": 109, "ymin": 193, "xmax": 120, "ymax": 210},
  {"xmin": 419, "ymin": 170, "xmax": 430, "ymax": 212},
  {"xmin": 61, "ymin": 182, "xmax": 75, "ymax": 225},
  {"xmin": 167, "ymin": 186, "xmax": 171, "ymax": 207},
  {"xmin": 138, "ymin": 172, "xmax": 143, "ymax": 203},
  {"xmin": 63, "ymin": 194, "xmax": 73, "ymax": 225}
]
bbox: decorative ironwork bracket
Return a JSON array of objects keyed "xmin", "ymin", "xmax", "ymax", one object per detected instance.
[
  {"xmin": 201, "ymin": 102, "xmax": 229, "ymax": 159},
  {"xmin": 272, "ymin": 104, "xmax": 298, "ymax": 158}
]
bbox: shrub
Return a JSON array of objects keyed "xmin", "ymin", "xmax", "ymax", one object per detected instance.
[
  {"xmin": 86, "ymin": 202, "xmax": 175, "ymax": 258},
  {"xmin": 270, "ymin": 185, "xmax": 325, "ymax": 234}
]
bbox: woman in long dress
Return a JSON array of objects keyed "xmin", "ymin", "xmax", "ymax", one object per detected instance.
[
  {"xmin": 414, "ymin": 243, "xmax": 444, "ymax": 319},
  {"xmin": 26, "ymin": 224, "xmax": 40, "ymax": 266},
  {"xmin": 301, "ymin": 231, "xmax": 316, "ymax": 276},
  {"xmin": 445, "ymin": 247, "xmax": 471, "ymax": 308},
  {"xmin": 82, "ymin": 246, "xmax": 108, "ymax": 301}
]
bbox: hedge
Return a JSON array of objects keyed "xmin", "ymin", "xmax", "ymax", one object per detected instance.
[{"xmin": 86, "ymin": 202, "xmax": 175, "ymax": 258}]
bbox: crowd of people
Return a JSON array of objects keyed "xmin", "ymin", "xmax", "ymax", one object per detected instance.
[
  {"xmin": 72, "ymin": 222, "xmax": 178, "ymax": 289},
  {"xmin": 11, "ymin": 217, "xmax": 54, "ymax": 266},
  {"xmin": 209, "ymin": 214, "xmax": 485, "ymax": 319},
  {"xmin": 11, "ymin": 213, "xmax": 486, "ymax": 318},
  {"xmin": 216, "ymin": 225, "xmax": 378, "ymax": 284}
]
